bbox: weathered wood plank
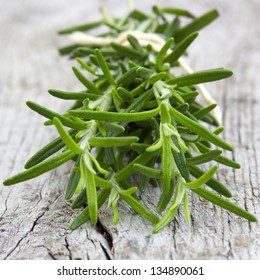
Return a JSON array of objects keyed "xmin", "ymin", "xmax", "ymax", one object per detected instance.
[{"xmin": 0, "ymin": 0, "xmax": 259, "ymax": 259}]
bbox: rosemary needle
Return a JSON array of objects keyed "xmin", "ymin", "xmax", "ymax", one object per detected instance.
[{"xmin": 3, "ymin": 4, "xmax": 256, "ymax": 234}]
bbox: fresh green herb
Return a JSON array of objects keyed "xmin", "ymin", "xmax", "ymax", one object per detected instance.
[{"xmin": 3, "ymin": 5, "xmax": 256, "ymax": 234}]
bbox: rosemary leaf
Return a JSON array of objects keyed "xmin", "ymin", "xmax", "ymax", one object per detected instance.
[
  {"xmin": 3, "ymin": 150, "xmax": 75, "ymax": 186},
  {"xmin": 58, "ymin": 20, "xmax": 103, "ymax": 34},
  {"xmin": 156, "ymin": 180, "xmax": 175, "ymax": 213},
  {"xmin": 167, "ymin": 68, "xmax": 233, "ymax": 87},
  {"xmin": 24, "ymin": 130, "xmax": 77, "ymax": 169},
  {"xmin": 127, "ymin": 34, "xmax": 142, "ymax": 51},
  {"xmin": 130, "ymin": 9, "xmax": 150, "ymax": 20},
  {"xmin": 149, "ymin": 72, "xmax": 167, "ymax": 85},
  {"xmin": 193, "ymin": 103, "xmax": 217, "ymax": 120},
  {"xmin": 169, "ymin": 106, "xmax": 233, "ymax": 151},
  {"xmin": 174, "ymin": 9, "xmax": 219, "ymax": 42},
  {"xmin": 102, "ymin": 122, "xmax": 125, "ymax": 133},
  {"xmin": 196, "ymin": 142, "xmax": 241, "ymax": 168},
  {"xmin": 72, "ymin": 66, "xmax": 103, "ymax": 95},
  {"xmin": 189, "ymin": 165, "xmax": 231, "ymax": 197},
  {"xmin": 48, "ymin": 89, "xmax": 98, "ymax": 100},
  {"xmin": 69, "ymin": 107, "xmax": 160, "ymax": 122},
  {"xmin": 186, "ymin": 165, "xmax": 218, "ymax": 189},
  {"xmin": 80, "ymin": 156, "xmax": 98, "ymax": 224},
  {"xmin": 133, "ymin": 163, "xmax": 162, "ymax": 178},
  {"xmin": 186, "ymin": 150, "xmax": 222, "ymax": 166},
  {"xmin": 76, "ymin": 57, "xmax": 96, "ymax": 75},
  {"xmin": 117, "ymin": 66, "xmax": 138, "ymax": 86},
  {"xmin": 26, "ymin": 101, "xmax": 85, "ymax": 130},
  {"xmin": 111, "ymin": 43, "xmax": 146, "ymax": 60},
  {"xmin": 136, "ymin": 67, "xmax": 154, "ymax": 79},
  {"xmin": 164, "ymin": 32, "xmax": 198, "ymax": 65},
  {"xmin": 70, "ymin": 189, "xmax": 110, "ymax": 230},
  {"xmin": 120, "ymin": 193, "xmax": 159, "ymax": 224},
  {"xmin": 65, "ymin": 156, "xmax": 81, "ymax": 200},
  {"xmin": 95, "ymin": 49, "xmax": 116, "ymax": 85},
  {"xmin": 95, "ymin": 176, "xmax": 112, "ymax": 188},
  {"xmin": 171, "ymin": 136, "xmax": 190, "ymax": 181},
  {"xmin": 53, "ymin": 117, "xmax": 83, "ymax": 154},
  {"xmin": 58, "ymin": 44, "xmax": 81, "ymax": 55},
  {"xmin": 71, "ymin": 187, "xmax": 87, "ymax": 209},
  {"xmin": 114, "ymin": 150, "xmax": 159, "ymax": 182},
  {"xmin": 161, "ymin": 7, "xmax": 195, "ymax": 18},
  {"xmin": 183, "ymin": 192, "xmax": 191, "ymax": 222},
  {"xmin": 164, "ymin": 17, "xmax": 180, "ymax": 38},
  {"xmin": 117, "ymin": 87, "xmax": 133, "ymax": 101},
  {"xmin": 161, "ymin": 136, "xmax": 172, "ymax": 194},
  {"xmin": 131, "ymin": 143, "xmax": 149, "ymax": 154},
  {"xmin": 89, "ymin": 136, "xmax": 139, "ymax": 147},
  {"xmin": 153, "ymin": 206, "xmax": 178, "ymax": 233},
  {"xmin": 156, "ymin": 38, "xmax": 174, "ymax": 69},
  {"xmin": 192, "ymin": 187, "xmax": 257, "ymax": 222}
]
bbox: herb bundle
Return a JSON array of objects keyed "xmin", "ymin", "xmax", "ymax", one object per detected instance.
[{"xmin": 3, "ymin": 5, "xmax": 256, "ymax": 233}]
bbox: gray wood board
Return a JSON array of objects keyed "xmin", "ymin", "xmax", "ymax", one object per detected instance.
[{"xmin": 0, "ymin": 0, "xmax": 259, "ymax": 259}]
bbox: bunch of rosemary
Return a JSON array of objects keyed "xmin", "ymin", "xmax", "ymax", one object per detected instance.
[{"xmin": 3, "ymin": 6, "xmax": 256, "ymax": 233}]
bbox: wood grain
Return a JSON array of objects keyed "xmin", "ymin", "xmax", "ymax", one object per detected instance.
[{"xmin": 0, "ymin": 0, "xmax": 259, "ymax": 260}]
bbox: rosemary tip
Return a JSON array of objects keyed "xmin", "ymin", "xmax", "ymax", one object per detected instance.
[
  {"xmin": 57, "ymin": 28, "xmax": 70, "ymax": 35},
  {"xmin": 3, "ymin": 177, "xmax": 15, "ymax": 186},
  {"xmin": 227, "ymin": 70, "xmax": 233, "ymax": 77},
  {"xmin": 226, "ymin": 144, "xmax": 234, "ymax": 152},
  {"xmin": 226, "ymin": 192, "xmax": 233, "ymax": 198},
  {"xmin": 48, "ymin": 89, "xmax": 57, "ymax": 96},
  {"xmin": 192, "ymin": 31, "xmax": 199, "ymax": 38},
  {"xmin": 249, "ymin": 215, "xmax": 257, "ymax": 223},
  {"xmin": 2, "ymin": 179, "xmax": 10, "ymax": 186},
  {"xmin": 24, "ymin": 161, "xmax": 32, "ymax": 169},
  {"xmin": 152, "ymin": 226, "xmax": 161, "ymax": 234},
  {"xmin": 71, "ymin": 203, "xmax": 78, "ymax": 209},
  {"xmin": 68, "ymin": 224, "xmax": 75, "ymax": 230},
  {"xmin": 214, "ymin": 9, "xmax": 220, "ymax": 17},
  {"xmin": 26, "ymin": 100, "xmax": 35, "ymax": 108}
]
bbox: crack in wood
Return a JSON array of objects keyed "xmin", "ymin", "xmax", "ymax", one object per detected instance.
[
  {"xmin": 3, "ymin": 212, "xmax": 45, "ymax": 259},
  {"xmin": 96, "ymin": 220, "xmax": 113, "ymax": 251},
  {"xmin": 99, "ymin": 242, "xmax": 112, "ymax": 260},
  {"xmin": 0, "ymin": 190, "xmax": 12, "ymax": 220},
  {"xmin": 64, "ymin": 236, "xmax": 72, "ymax": 260}
]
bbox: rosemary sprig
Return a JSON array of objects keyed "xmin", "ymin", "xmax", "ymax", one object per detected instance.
[{"xmin": 3, "ymin": 5, "xmax": 257, "ymax": 234}]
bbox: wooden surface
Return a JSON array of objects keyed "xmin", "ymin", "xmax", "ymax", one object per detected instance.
[{"xmin": 0, "ymin": 0, "xmax": 259, "ymax": 260}]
